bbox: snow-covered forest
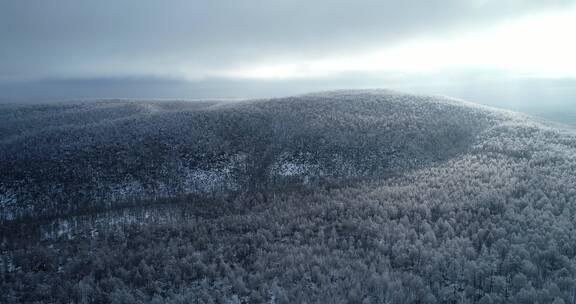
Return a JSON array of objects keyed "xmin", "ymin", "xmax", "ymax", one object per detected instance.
[
  {"xmin": 1, "ymin": 90, "xmax": 576, "ymax": 303},
  {"xmin": 0, "ymin": 90, "xmax": 498, "ymax": 222}
]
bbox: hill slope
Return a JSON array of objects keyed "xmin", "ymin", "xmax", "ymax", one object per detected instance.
[
  {"xmin": 1, "ymin": 90, "xmax": 503, "ymax": 222},
  {"xmin": 2, "ymin": 90, "xmax": 576, "ymax": 303}
]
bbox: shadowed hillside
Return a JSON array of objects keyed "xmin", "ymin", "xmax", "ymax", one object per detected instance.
[{"xmin": 1, "ymin": 90, "xmax": 501, "ymax": 222}]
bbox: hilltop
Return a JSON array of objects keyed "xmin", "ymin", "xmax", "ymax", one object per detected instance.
[{"xmin": 1, "ymin": 90, "xmax": 503, "ymax": 222}]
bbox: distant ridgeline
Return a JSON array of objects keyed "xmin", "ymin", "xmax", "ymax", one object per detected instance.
[{"xmin": 0, "ymin": 90, "xmax": 570, "ymax": 222}]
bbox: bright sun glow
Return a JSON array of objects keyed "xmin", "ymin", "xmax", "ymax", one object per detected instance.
[{"xmin": 218, "ymin": 8, "xmax": 576, "ymax": 79}]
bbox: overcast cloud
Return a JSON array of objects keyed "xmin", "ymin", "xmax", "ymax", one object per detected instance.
[{"xmin": 1, "ymin": 0, "xmax": 575, "ymax": 80}]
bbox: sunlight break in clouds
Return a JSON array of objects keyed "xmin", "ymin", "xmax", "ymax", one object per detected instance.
[{"xmin": 220, "ymin": 8, "xmax": 576, "ymax": 80}]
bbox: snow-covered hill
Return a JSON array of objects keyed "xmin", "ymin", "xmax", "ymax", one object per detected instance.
[
  {"xmin": 0, "ymin": 90, "xmax": 573, "ymax": 222},
  {"xmin": 3, "ymin": 90, "xmax": 576, "ymax": 303}
]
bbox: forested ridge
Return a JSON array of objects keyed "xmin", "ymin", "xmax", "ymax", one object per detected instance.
[
  {"xmin": 0, "ymin": 90, "xmax": 495, "ymax": 222},
  {"xmin": 1, "ymin": 90, "xmax": 576, "ymax": 303}
]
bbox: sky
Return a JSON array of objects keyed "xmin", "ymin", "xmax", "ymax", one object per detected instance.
[{"xmin": 1, "ymin": 0, "xmax": 576, "ymax": 124}]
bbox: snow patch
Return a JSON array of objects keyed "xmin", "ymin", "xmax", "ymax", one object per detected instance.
[{"xmin": 0, "ymin": 187, "xmax": 17, "ymax": 207}]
